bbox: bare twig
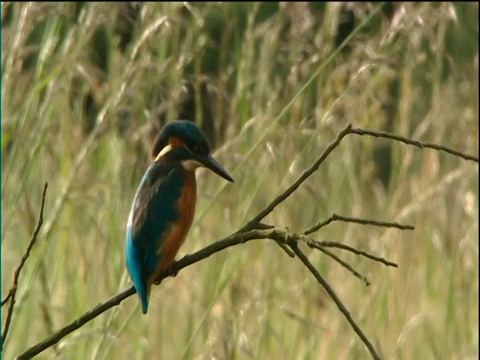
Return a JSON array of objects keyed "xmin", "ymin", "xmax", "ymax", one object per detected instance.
[
  {"xmin": 315, "ymin": 246, "xmax": 371, "ymax": 286},
  {"xmin": 12, "ymin": 205, "xmax": 418, "ymax": 358},
  {"xmin": 16, "ymin": 286, "xmax": 137, "ymax": 360},
  {"xmin": 350, "ymin": 127, "xmax": 479, "ymax": 163},
  {"xmin": 1, "ymin": 294, "xmax": 12, "ymax": 308},
  {"xmin": 304, "ymin": 213, "xmax": 415, "ymax": 235},
  {"xmin": 16, "ymin": 228, "xmax": 277, "ymax": 359},
  {"xmin": 290, "ymin": 243, "xmax": 381, "ymax": 360},
  {"xmin": 274, "ymin": 241, "xmax": 296, "ymax": 258},
  {"xmin": 2, "ymin": 183, "xmax": 48, "ymax": 349},
  {"xmin": 242, "ymin": 124, "xmax": 353, "ymax": 231},
  {"xmin": 307, "ymin": 240, "xmax": 398, "ymax": 267},
  {"xmin": 1, "ymin": 295, "xmax": 11, "ymax": 307},
  {"xmin": 240, "ymin": 123, "xmax": 476, "ymax": 235},
  {"xmin": 17, "ymin": 224, "xmax": 396, "ymax": 359}
]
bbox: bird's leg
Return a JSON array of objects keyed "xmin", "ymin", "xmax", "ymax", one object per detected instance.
[
  {"xmin": 154, "ymin": 263, "xmax": 179, "ymax": 284},
  {"xmin": 166, "ymin": 262, "xmax": 179, "ymax": 278}
]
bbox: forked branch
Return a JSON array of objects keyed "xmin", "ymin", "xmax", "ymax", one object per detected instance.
[{"xmin": 16, "ymin": 125, "xmax": 477, "ymax": 359}]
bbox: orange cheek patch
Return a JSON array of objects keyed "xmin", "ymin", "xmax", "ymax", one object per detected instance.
[{"xmin": 169, "ymin": 137, "xmax": 183, "ymax": 149}]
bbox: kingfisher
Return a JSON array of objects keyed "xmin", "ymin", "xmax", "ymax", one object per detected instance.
[{"xmin": 125, "ymin": 120, "xmax": 234, "ymax": 314}]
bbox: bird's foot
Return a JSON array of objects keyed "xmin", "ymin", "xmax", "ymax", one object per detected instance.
[{"xmin": 166, "ymin": 263, "xmax": 179, "ymax": 278}]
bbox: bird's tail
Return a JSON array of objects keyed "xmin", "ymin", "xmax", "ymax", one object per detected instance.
[
  {"xmin": 138, "ymin": 280, "xmax": 150, "ymax": 314},
  {"xmin": 125, "ymin": 229, "xmax": 150, "ymax": 314}
]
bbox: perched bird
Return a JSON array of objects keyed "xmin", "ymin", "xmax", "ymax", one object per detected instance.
[{"xmin": 125, "ymin": 120, "xmax": 234, "ymax": 314}]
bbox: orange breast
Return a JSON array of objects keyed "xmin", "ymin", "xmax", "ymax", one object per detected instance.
[{"xmin": 147, "ymin": 169, "xmax": 197, "ymax": 285}]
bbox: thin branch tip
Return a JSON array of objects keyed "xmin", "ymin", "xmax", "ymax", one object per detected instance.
[
  {"xmin": 350, "ymin": 127, "xmax": 478, "ymax": 163},
  {"xmin": 2, "ymin": 182, "xmax": 49, "ymax": 348},
  {"xmin": 291, "ymin": 244, "xmax": 381, "ymax": 359}
]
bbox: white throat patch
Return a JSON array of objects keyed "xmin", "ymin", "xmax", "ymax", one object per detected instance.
[{"xmin": 181, "ymin": 159, "xmax": 203, "ymax": 171}]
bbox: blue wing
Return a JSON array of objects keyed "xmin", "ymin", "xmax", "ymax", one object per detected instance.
[{"xmin": 125, "ymin": 161, "xmax": 184, "ymax": 314}]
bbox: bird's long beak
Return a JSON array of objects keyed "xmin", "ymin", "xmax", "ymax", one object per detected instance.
[{"xmin": 200, "ymin": 154, "xmax": 234, "ymax": 182}]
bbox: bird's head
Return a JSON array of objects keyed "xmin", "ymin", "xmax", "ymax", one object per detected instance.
[{"xmin": 151, "ymin": 120, "xmax": 234, "ymax": 182}]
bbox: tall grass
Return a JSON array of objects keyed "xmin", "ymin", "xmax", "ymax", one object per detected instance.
[{"xmin": 2, "ymin": 2, "xmax": 478, "ymax": 359}]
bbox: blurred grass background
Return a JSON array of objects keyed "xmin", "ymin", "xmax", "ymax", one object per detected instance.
[{"xmin": 1, "ymin": 2, "xmax": 478, "ymax": 359}]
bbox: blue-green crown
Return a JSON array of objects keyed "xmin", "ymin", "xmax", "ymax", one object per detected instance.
[{"xmin": 151, "ymin": 120, "xmax": 211, "ymax": 158}]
